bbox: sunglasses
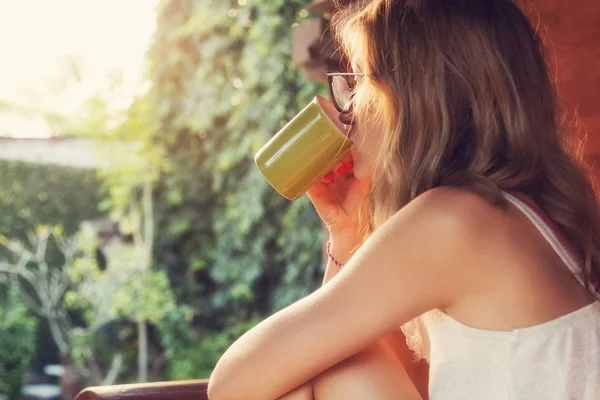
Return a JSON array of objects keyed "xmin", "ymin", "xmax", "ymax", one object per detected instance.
[{"xmin": 326, "ymin": 72, "xmax": 365, "ymax": 113}]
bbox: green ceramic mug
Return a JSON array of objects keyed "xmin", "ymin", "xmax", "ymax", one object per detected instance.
[{"xmin": 255, "ymin": 95, "xmax": 353, "ymax": 200}]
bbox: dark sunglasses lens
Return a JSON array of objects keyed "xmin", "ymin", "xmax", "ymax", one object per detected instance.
[{"xmin": 331, "ymin": 75, "xmax": 352, "ymax": 112}]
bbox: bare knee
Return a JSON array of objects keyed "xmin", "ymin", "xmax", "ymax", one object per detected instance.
[{"xmin": 313, "ymin": 341, "xmax": 422, "ymax": 400}]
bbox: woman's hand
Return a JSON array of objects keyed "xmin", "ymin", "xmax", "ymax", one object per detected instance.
[
  {"xmin": 306, "ymin": 98, "xmax": 371, "ymax": 262},
  {"xmin": 307, "ymin": 154, "xmax": 370, "ymax": 262}
]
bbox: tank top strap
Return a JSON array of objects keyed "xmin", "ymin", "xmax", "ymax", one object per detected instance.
[{"xmin": 501, "ymin": 191, "xmax": 588, "ymax": 290}]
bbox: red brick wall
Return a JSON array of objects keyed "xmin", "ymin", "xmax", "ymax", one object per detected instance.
[{"xmin": 530, "ymin": 0, "xmax": 600, "ymax": 158}]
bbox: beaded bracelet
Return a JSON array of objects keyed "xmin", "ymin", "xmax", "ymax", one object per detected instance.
[{"xmin": 326, "ymin": 240, "xmax": 344, "ymax": 268}]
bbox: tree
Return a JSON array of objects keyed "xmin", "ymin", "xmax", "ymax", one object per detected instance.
[
  {"xmin": 70, "ymin": 181, "xmax": 180, "ymax": 383},
  {"xmin": 140, "ymin": 0, "xmax": 326, "ymax": 376},
  {"xmin": 0, "ymin": 228, "xmax": 75, "ymax": 356},
  {"xmin": 67, "ymin": 0, "xmax": 329, "ymax": 380},
  {"xmin": 0, "ymin": 228, "xmax": 124, "ymax": 386}
]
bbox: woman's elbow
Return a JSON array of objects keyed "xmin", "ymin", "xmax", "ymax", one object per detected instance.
[
  {"xmin": 208, "ymin": 371, "xmax": 236, "ymax": 400},
  {"xmin": 208, "ymin": 354, "xmax": 262, "ymax": 400},
  {"xmin": 207, "ymin": 378, "xmax": 227, "ymax": 400},
  {"xmin": 206, "ymin": 372, "xmax": 220, "ymax": 400},
  {"xmin": 208, "ymin": 362, "xmax": 236, "ymax": 400}
]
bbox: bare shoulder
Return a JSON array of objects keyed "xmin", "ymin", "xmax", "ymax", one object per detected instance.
[
  {"xmin": 376, "ymin": 186, "xmax": 502, "ymax": 269},
  {"xmin": 393, "ymin": 186, "xmax": 500, "ymax": 240},
  {"xmin": 366, "ymin": 187, "xmax": 501, "ymax": 308}
]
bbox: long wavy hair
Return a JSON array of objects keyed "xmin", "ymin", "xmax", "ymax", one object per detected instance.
[{"xmin": 331, "ymin": 0, "xmax": 600, "ymax": 295}]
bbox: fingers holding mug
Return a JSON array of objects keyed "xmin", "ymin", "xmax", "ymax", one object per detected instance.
[{"xmin": 322, "ymin": 155, "xmax": 355, "ymax": 184}]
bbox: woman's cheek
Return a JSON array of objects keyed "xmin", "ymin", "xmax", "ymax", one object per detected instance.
[{"xmin": 350, "ymin": 149, "xmax": 373, "ymax": 182}]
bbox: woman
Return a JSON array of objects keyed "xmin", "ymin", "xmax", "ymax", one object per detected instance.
[{"xmin": 209, "ymin": 0, "xmax": 600, "ymax": 398}]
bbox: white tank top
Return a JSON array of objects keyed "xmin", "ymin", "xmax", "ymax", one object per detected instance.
[{"xmin": 402, "ymin": 191, "xmax": 600, "ymax": 399}]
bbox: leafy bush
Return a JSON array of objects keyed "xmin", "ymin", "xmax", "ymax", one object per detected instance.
[
  {"xmin": 88, "ymin": 0, "xmax": 328, "ymax": 379},
  {"xmin": 144, "ymin": 0, "xmax": 325, "ymax": 377},
  {"xmin": 0, "ymin": 160, "xmax": 102, "ymax": 370},
  {"xmin": 0, "ymin": 286, "xmax": 38, "ymax": 399},
  {"xmin": 0, "ymin": 160, "xmax": 102, "ymax": 240}
]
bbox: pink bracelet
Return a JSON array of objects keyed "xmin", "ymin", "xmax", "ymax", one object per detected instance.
[{"xmin": 326, "ymin": 240, "xmax": 344, "ymax": 268}]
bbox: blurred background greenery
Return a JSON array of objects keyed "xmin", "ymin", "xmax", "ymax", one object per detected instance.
[{"xmin": 0, "ymin": 0, "xmax": 327, "ymax": 397}]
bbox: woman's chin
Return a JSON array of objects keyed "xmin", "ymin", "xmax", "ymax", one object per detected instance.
[{"xmin": 352, "ymin": 162, "xmax": 371, "ymax": 183}]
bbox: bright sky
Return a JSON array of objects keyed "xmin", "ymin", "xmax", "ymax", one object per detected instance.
[{"xmin": 0, "ymin": 0, "xmax": 158, "ymax": 137}]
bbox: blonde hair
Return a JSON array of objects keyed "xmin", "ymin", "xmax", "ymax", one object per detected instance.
[{"xmin": 332, "ymin": 0, "xmax": 600, "ymax": 294}]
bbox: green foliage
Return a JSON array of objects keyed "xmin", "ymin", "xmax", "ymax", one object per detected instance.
[
  {"xmin": 90, "ymin": 0, "xmax": 328, "ymax": 380},
  {"xmin": 0, "ymin": 286, "xmax": 38, "ymax": 399},
  {"xmin": 69, "ymin": 224, "xmax": 178, "ymax": 326},
  {"xmin": 160, "ymin": 315, "xmax": 259, "ymax": 380},
  {"xmin": 157, "ymin": 298, "xmax": 259, "ymax": 380},
  {"xmin": 0, "ymin": 160, "xmax": 102, "ymax": 239},
  {"xmin": 0, "ymin": 160, "xmax": 102, "ymax": 371},
  {"xmin": 148, "ymin": 0, "xmax": 324, "ymax": 298},
  {"xmin": 144, "ymin": 0, "xmax": 326, "ymax": 377},
  {"xmin": 153, "ymin": 0, "xmax": 325, "ymax": 375}
]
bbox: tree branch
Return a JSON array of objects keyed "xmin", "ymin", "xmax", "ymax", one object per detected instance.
[{"xmin": 101, "ymin": 353, "xmax": 124, "ymax": 386}]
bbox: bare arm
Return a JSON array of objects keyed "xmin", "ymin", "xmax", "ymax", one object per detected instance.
[
  {"xmin": 208, "ymin": 188, "xmax": 484, "ymax": 400},
  {"xmin": 324, "ymin": 221, "xmax": 429, "ymax": 397}
]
